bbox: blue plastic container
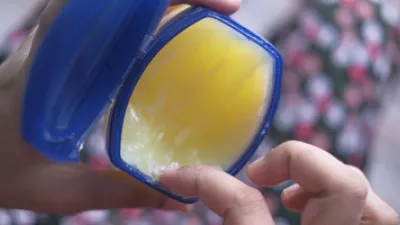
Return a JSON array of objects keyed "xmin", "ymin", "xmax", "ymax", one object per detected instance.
[{"xmin": 21, "ymin": 0, "xmax": 282, "ymax": 204}]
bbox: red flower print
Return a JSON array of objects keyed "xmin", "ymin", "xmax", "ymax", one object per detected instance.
[
  {"xmin": 348, "ymin": 64, "xmax": 368, "ymax": 83},
  {"xmin": 340, "ymin": 0, "xmax": 358, "ymax": 9},
  {"xmin": 367, "ymin": 43, "xmax": 382, "ymax": 60},
  {"xmin": 120, "ymin": 209, "xmax": 143, "ymax": 221},
  {"xmin": 300, "ymin": 53, "xmax": 322, "ymax": 76},
  {"xmin": 344, "ymin": 85, "xmax": 363, "ymax": 109},
  {"xmin": 294, "ymin": 122, "xmax": 315, "ymax": 141},
  {"xmin": 356, "ymin": 0, "xmax": 376, "ymax": 20},
  {"xmin": 310, "ymin": 131, "xmax": 332, "ymax": 151},
  {"xmin": 154, "ymin": 210, "xmax": 178, "ymax": 223},
  {"xmin": 362, "ymin": 78, "xmax": 377, "ymax": 102},
  {"xmin": 316, "ymin": 95, "xmax": 332, "ymax": 113},
  {"xmin": 303, "ymin": 19, "xmax": 321, "ymax": 41},
  {"xmin": 335, "ymin": 8, "xmax": 355, "ymax": 28},
  {"xmin": 285, "ymin": 45, "xmax": 305, "ymax": 67},
  {"xmin": 282, "ymin": 71, "xmax": 301, "ymax": 92}
]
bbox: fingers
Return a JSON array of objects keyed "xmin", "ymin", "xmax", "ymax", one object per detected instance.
[
  {"xmin": 160, "ymin": 166, "xmax": 274, "ymax": 225},
  {"xmin": 281, "ymin": 184, "xmax": 311, "ymax": 212},
  {"xmin": 362, "ymin": 187, "xmax": 399, "ymax": 225},
  {"xmin": 281, "ymin": 174, "xmax": 399, "ymax": 225},
  {"xmin": 247, "ymin": 141, "xmax": 369, "ymax": 225},
  {"xmin": 171, "ymin": 0, "xmax": 241, "ymax": 14},
  {"xmin": 5, "ymin": 162, "xmax": 187, "ymax": 215},
  {"xmin": 247, "ymin": 141, "xmax": 369, "ymax": 197}
]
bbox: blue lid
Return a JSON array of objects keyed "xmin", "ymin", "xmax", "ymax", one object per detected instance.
[{"xmin": 21, "ymin": 0, "xmax": 169, "ymax": 162}]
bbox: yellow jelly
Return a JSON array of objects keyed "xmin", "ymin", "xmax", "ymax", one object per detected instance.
[{"xmin": 121, "ymin": 17, "xmax": 273, "ymax": 178}]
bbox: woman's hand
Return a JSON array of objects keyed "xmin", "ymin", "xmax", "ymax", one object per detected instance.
[
  {"xmin": 0, "ymin": 0, "xmax": 240, "ymax": 215},
  {"xmin": 160, "ymin": 141, "xmax": 399, "ymax": 225}
]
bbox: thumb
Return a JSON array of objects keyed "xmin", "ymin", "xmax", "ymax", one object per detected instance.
[
  {"xmin": 0, "ymin": 0, "xmax": 66, "ymax": 94},
  {"xmin": 3, "ymin": 162, "xmax": 187, "ymax": 215},
  {"xmin": 170, "ymin": 0, "xmax": 241, "ymax": 14}
]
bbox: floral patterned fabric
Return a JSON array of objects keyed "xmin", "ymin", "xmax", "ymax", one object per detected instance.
[
  {"xmin": 272, "ymin": 0, "xmax": 400, "ymax": 162},
  {"xmin": 0, "ymin": 0, "xmax": 399, "ymax": 224},
  {"xmin": 263, "ymin": 0, "xmax": 399, "ymax": 224}
]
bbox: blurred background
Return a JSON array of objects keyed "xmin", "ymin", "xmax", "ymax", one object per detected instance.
[{"xmin": 0, "ymin": 0, "xmax": 399, "ymax": 224}]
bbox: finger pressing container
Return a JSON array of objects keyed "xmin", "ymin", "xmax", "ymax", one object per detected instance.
[{"xmin": 21, "ymin": 0, "xmax": 282, "ymax": 203}]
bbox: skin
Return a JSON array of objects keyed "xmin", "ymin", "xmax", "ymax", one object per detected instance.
[
  {"xmin": 160, "ymin": 141, "xmax": 399, "ymax": 225},
  {"xmin": 0, "ymin": 0, "xmax": 241, "ymax": 215},
  {"xmin": 0, "ymin": 1, "xmax": 397, "ymax": 224}
]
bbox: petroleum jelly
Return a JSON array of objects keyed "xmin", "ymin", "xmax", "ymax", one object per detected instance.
[{"xmin": 121, "ymin": 18, "xmax": 273, "ymax": 178}]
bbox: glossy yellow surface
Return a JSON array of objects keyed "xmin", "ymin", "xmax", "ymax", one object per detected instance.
[{"xmin": 121, "ymin": 18, "xmax": 272, "ymax": 178}]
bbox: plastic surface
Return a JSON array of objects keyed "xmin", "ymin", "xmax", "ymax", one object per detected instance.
[
  {"xmin": 107, "ymin": 7, "xmax": 283, "ymax": 204},
  {"xmin": 21, "ymin": 0, "xmax": 168, "ymax": 162}
]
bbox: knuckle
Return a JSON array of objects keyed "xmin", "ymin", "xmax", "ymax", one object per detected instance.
[
  {"xmin": 347, "ymin": 165, "xmax": 367, "ymax": 181},
  {"xmin": 274, "ymin": 140, "xmax": 304, "ymax": 161},
  {"xmin": 383, "ymin": 208, "xmax": 399, "ymax": 225},
  {"xmin": 180, "ymin": 165, "xmax": 207, "ymax": 180},
  {"xmin": 344, "ymin": 166, "xmax": 369, "ymax": 201},
  {"xmin": 190, "ymin": 165, "xmax": 213, "ymax": 194},
  {"xmin": 233, "ymin": 186, "xmax": 265, "ymax": 213},
  {"xmin": 191, "ymin": 165, "xmax": 210, "ymax": 182},
  {"xmin": 278, "ymin": 141, "xmax": 322, "ymax": 160}
]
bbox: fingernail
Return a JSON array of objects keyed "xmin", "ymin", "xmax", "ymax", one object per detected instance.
[
  {"xmin": 248, "ymin": 156, "xmax": 267, "ymax": 171},
  {"xmin": 282, "ymin": 184, "xmax": 300, "ymax": 199}
]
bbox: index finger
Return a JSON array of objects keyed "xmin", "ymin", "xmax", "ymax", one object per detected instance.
[
  {"xmin": 160, "ymin": 166, "xmax": 274, "ymax": 225},
  {"xmin": 246, "ymin": 141, "xmax": 369, "ymax": 225},
  {"xmin": 247, "ymin": 141, "xmax": 369, "ymax": 196}
]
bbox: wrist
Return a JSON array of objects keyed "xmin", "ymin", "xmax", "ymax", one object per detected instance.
[{"xmin": 0, "ymin": 0, "xmax": 66, "ymax": 88}]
